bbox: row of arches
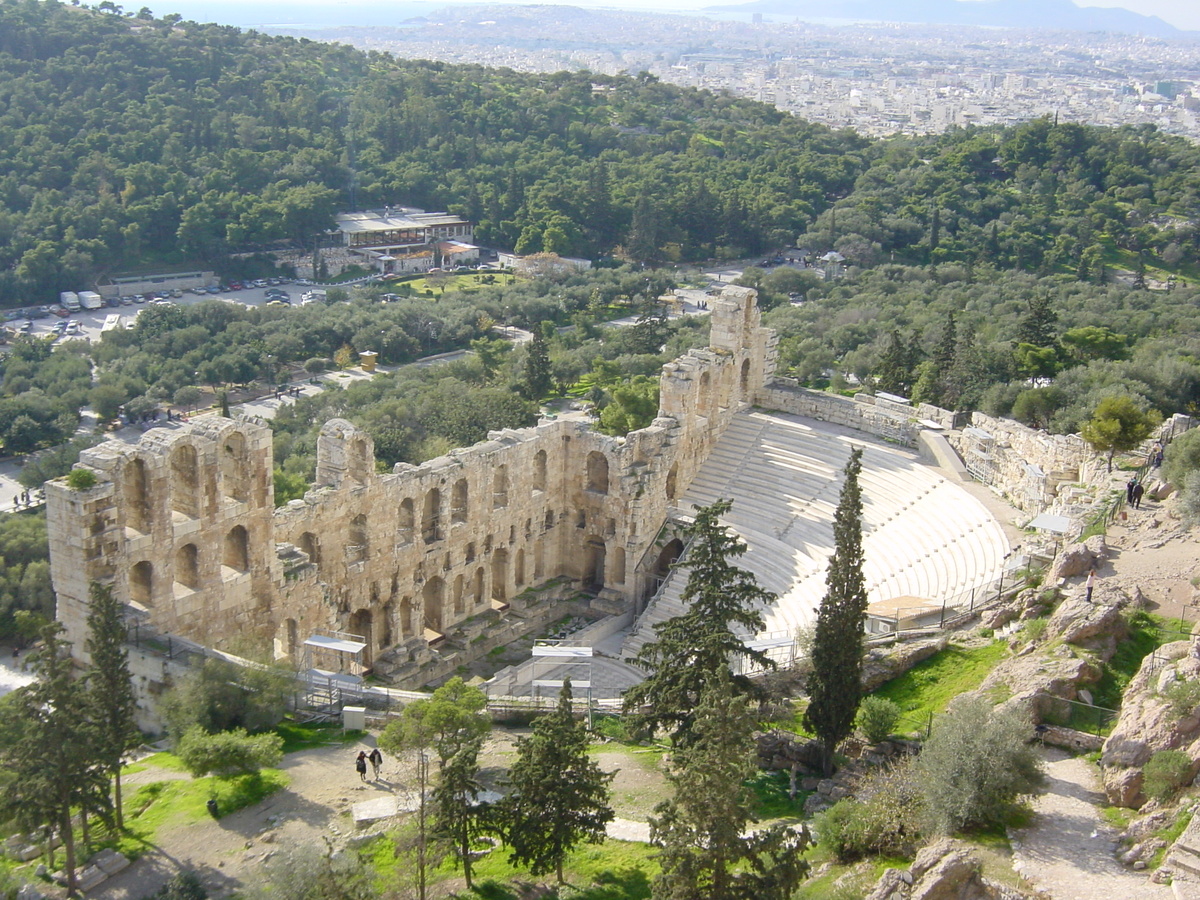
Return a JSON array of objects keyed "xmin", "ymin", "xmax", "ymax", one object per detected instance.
[
  {"xmin": 128, "ymin": 525, "xmax": 251, "ymax": 604},
  {"xmin": 124, "ymin": 433, "xmax": 258, "ymax": 534}
]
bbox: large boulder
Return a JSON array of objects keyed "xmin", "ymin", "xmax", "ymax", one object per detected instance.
[
  {"xmin": 1101, "ymin": 639, "xmax": 1200, "ymax": 807},
  {"xmin": 864, "ymin": 839, "xmax": 1036, "ymax": 900},
  {"xmin": 1047, "ymin": 535, "xmax": 1108, "ymax": 582},
  {"xmin": 1045, "ymin": 592, "xmax": 1128, "ymax": 655}
]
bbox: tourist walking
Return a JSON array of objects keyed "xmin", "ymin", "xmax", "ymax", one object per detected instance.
[
  {"xmin": 369, "ymin": 747, "xmax": 382, "ymax": 780},
  {"xmin": 1132, "ymin": 482, "xmax": 1145, "ymax": 509},
  {"xmin": 355, "ymin": 751, "xmax": 368, "ymax": 782},
  {"xmin": 1126, "ymin": 478, "xmax": 1136, "ymax": 503},
  {"xmin": 1085, "ymin": 568, "xmax": 1096, "ymax": 602}
]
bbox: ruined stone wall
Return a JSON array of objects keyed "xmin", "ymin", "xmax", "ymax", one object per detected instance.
[
  {"xmin": 48, "ymin": 286, "xmax": 773, "ymax": 684},
  {"xmin": 947, "ymin": 412, "xmax": 1094, "ymax": 514},
  {"xmin": 753, "ymin": 379, "xmax": 942, "ymax": 446}
]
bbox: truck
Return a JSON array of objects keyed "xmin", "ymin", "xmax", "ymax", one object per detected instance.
[
  {"xmin": 79, "ymin": 291, "xmax": 103, "ymax": 310},
  {"xmin": 101, "ymin": 314, "xmax": 122, "ymax": 333},
  {"xmin": 60, "ymin": 291, "xmax": 81, "ymax": 312}
]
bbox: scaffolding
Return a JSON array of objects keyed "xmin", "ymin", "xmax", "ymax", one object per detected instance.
[{"xmin": 301, "ymin": 631, "xmax": 368, "ymax": 719}]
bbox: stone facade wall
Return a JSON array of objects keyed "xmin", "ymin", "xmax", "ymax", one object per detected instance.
[{"xmin": 48, "ymin": 286, "xmax": 774, "ymax": 686}]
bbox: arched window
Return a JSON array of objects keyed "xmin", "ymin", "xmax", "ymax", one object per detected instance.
[
  {"xmin": 453, "ymin": 575, "xmax": 465, "ymax": 616},
  {"xmin": 398, "ymin": 499, "xmax": 414, "ymax": 546},
  {"xmin": 130, "ymin": 561, "xmax": 153, "ymax": 606},
  {"xmin": 514, "ymin": 548, "xmax": 526, "ymax": 587},
  {"xmin": 586, "ymin": 452, "xmax": 609, "ymax": 494},
  {"xmin": 170, "ymin": 444, "xmax": 199, "ymax": 518},
  {"xmin": 223, "ymin": 525, "xmax": 249, "ymax": 572},
  {"xmin": 740, "ymin": 357, "xmax": 751, "ymax": 395},
  {"xmin": 349, "ymin": 515, "xmax": 368, "ymax": 563},
  {"xmin": 221, "ymin": 432, "xmax": 249, "ymax": 501},
  {"xmin": 298, "ymin": 532, "xmax": 320, "ymax": 568},
  {"xmin": 125, "ymin": 458, "xmax": 150, "ymax": 534},
  {"xmin": 451, "ymin": 479, "xmax": 468, "ymax": 524},
  {"xmin": 422, "ymin": 488, "xmax": 442, "ymax": 544},
  {"xmin": 492, "ymin": 549, "xmax": 508, "ymax": 602},
  {"xmin": 176, "ymin": 543, "xmax": 200, "ymax": 589},
  {"xmin": 533, "ymin": 449, "xmax": 547, "ymax": 493},
  {"xmin": 493, "ymin": 465, "xmax": 508, "ymax": 508},
  {"xmin": 666, "ymin": 463, "xmax": 678, "ymax": 501}
]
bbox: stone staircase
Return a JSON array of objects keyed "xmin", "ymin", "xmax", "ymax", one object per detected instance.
[
  {"xmin": 621, "ymin": 410, "xmax": 1008, "ymax": 659},
  {"xmin": 1165, "ymin": 811, "xmax": 1200, "ymax": 900}
]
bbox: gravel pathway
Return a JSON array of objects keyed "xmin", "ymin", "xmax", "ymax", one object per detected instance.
[{"xmin": 1009, "ymin": 748, "xmax": 1173, "ymax": 900}]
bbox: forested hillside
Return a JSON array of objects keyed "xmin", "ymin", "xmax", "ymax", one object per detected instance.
[{"xmin": 3, "ymin": 0, "xmax": 1200, "ymax": 307}]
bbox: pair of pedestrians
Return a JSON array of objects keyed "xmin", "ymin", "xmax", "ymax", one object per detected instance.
[{"xmin": 355, "ymin": 748, "xmax": 383, "ymax": 781}]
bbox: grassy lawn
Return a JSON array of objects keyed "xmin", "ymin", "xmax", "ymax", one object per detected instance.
[
  {"xmin": 104, "ymin": 769, "xmax": 288, "ymax": 860},
  {"xmin": 871, "ymin": 641, "xmax": 1009, "ymax": 736},
  {"xmin": 365, "ymin": 830, "xmax": 658, "ymax": 900},
  {"xmin": 393, "ymin": 273, "xmax": 517, "ymax": 296},
  {"xmin": 276, "ymin": 720, "xmax": 364, "ymax": 753}
]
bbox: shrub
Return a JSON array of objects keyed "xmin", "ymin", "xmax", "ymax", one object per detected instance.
[
  {"xmin": 1022, "ymin": 617, "xmax": 1049, "ymax": 643},
  {"xmin": 66, "ymin": 468, "xmax": 97, "ymax": 490},
  {"xmin": 1143, "ymin": 750, "xmax": 1195, "ymax": 802},
  {"xmin": 175, "ymin": 725, "xmax": 283, "ymax": 776},
  {"xmin": 140, "ymin": 871, "xmax": 207, "ymax": 900},
  {"xmin": 917, "ymin": 696, "xmax": 1045, "ymax": 834},
  {"xmin": 815, "ymin": 758, "xmax": 922, "ymax": 861},
  {"xmin": 1162, "ymin": 679, "xmax": 1200, "ymax": 718},
  {"xmin": 161, "ymin": 656, "xmax": 293, "ymax": 738},
  {"xmin": 857, "ymin": 696, "xmax": 902, "ymax": 744}
]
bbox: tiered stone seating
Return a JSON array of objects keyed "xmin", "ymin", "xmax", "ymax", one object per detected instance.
[{"xmin": 622, "ymin": 410, "xmax": 1009, "ymax": 655}]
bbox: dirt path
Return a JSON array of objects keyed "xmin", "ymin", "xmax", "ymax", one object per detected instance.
[
  {"xmin": 1009, "ymin": 749, "xmax": 1174, "ymax": 900},
  {"xmin": 93, "ymin": 739, "xmax": 390, "ymax": 900}
]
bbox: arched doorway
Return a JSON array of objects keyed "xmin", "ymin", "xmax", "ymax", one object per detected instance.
[
  {"xmin": 423, "ymin": 576, "xmax": 444, "ymax": 634},
  {"xmin": 348, "ymin": 609, "xmax": 373, "ymax": 666},
  {"xmin": 583, "ymin": 539, "xmax": 606, "ymax": 592},
  {"xmin": 648, "ymin": 538, "xmax": 684, "ymax": 599}
]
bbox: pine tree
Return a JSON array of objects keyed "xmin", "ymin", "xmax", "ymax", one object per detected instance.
[
  {"xmin": 875, "ymin": 329, "xmax": 912, "ymax": 396},
  {"xmin": 1014, "ymin": 292, "xmax": 1058, "ymax": 348},
  {"xmin": 804, "ymin": 448, "xmax": 869, "ymax": 777},
  {"xmin": 624, "ymin": 499, "xmax": 776, "ymax": 744},
  {"xmin": 432, "ymin": 737, "xmax": 484, "ymax": 889},
  {"xmin": 500, "ymin": 680, "xmax": 614, "ymax": 883},
  {"xmin": 85, "ymin": 582, "xmax": 141, "ymax": 830},
  {"xmin": 652, "ymin": 671, "xmax": 809, "ymax": 900}
]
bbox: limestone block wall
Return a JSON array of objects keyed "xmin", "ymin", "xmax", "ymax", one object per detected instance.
[
  {"xmin": 48, "ymin": 285, "xmax": 774, "ymax": 684},
  {"xmin": 947, "ymin": 412, "xmax": 1093, "ymax": 513},
  {"xmin": 754, "ymin": 380, "xmax": 930, "ymax": 445}
]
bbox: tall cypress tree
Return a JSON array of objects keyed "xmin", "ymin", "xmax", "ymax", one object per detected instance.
[
  {"xmin": 624, "ymin": 499, "xmax": 776, "ymax": 744},
  {"xmin": 500, "ymin": 680, "xmax": 614, "ymax": 883},
  {"xmin": 85, "ymin": 582, "xmax": 141, "ymax": 830},
  {"xmin": 804, "ymin": 448, "xmax": 868, "ymax": 777},
  {"xmin": 432, "ymin": 737, "xmax": 485, "ymax": 890}
]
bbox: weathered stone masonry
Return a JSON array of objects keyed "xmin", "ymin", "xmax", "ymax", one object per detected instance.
[{"xmin": 48, "ymin": 286, "xmax": 773, "ymax": 684}]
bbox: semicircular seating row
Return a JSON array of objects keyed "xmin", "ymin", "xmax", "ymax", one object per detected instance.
[{"xmin": 620, "ymin": 410, "xmax": 1009, "ymax": 660}]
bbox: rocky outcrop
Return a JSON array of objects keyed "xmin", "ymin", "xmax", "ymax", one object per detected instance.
[
  {"xmin": 1101, "ymin": 639, "xmax": 1200, "ymax": 808},
  {"xmin": 980, "ymin": 642, "xmax": 1103, "ymax": 723},
  {"xmin": 862, "ymin": 637, "xmax": 949, "ymax": 692},
  {"xmin": 1044, "ymin": 591, "xmax": 1130, "ymax": 656},
  {"xmin": 1048, "ymin": 535, "xmax": 1109, "ymax": 582},
  {"xmin": 864, "ymin": 839, "xmax": 1036, "ymax": 900}
]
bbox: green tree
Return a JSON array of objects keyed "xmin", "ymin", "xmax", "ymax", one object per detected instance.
[
  {"xmin": 161, "ymin": 657, "xmax": 292, "ymax": 739},
  {"xmin": 916, "ymin": 696, "xmax": 1044, "ymax": 833},
  {"xmin": 379, "ymin": 676, "xmax": 489, "ymax": 767},
  {"xmin": 804, "ymin": 448, "xmax": 868, "ymax": 777},
  {"xmin": 855, "ymin": 695, "xmax": 901, "ymax": 744},
  {"xmin": 1081, "ymin": 395, "xmax": 1162, "ymax": 472},
  {"xmin": 1164, "ymin": 429, "xmax": 1200, "ymax": 488},
  {"xmin": 432, "ymin": 737, "xmax": 485, "ymax": 889},
  {"xmin": 85, "ymin": 582, "xmax": 141, "ymax": 829},
  {"xmin": 651, "ymin": 672, "xmax": 809, "ymax": 900},
  {"xmin": 0, "ymin": 625, "xmax": 103, "ymax": 894},
  {"xmin": 175, "ymin": 725, "xmax": 283, "ymax": 776},
  {"xmin": 520, "ymin": 327, "xmax": 553, "ymax": 400},
  {"xmin": 596, "ymin": 375, "xmax": 659, "ymax": 436},
  {"xmin": 1014, "ymin": 292, "xmax": 1058, "ymax": 347},
  {"xmin": 499, "ymin": 680, "xmax": 614, "ymax": 883},
  {"xmin": 624, "ymin": 499, "xmax": 776, "ymax": 744}
]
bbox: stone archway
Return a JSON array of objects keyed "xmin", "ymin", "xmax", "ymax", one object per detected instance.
[
  {"xmin": 583, "ymin": 539, "xmax": 606, "ymax": 592},
  {"xmin": 348, "ymin": 608, "xmax": 373, "ymax": 665},
  {"xmin": 423, "ymin": 576, "xmax": 445, "ymax": 634}
]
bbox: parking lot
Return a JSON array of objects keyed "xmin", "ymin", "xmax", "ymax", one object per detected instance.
[{"xmin": 4, "ymin": 280, "xmax": 329, "ymax": 344}]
